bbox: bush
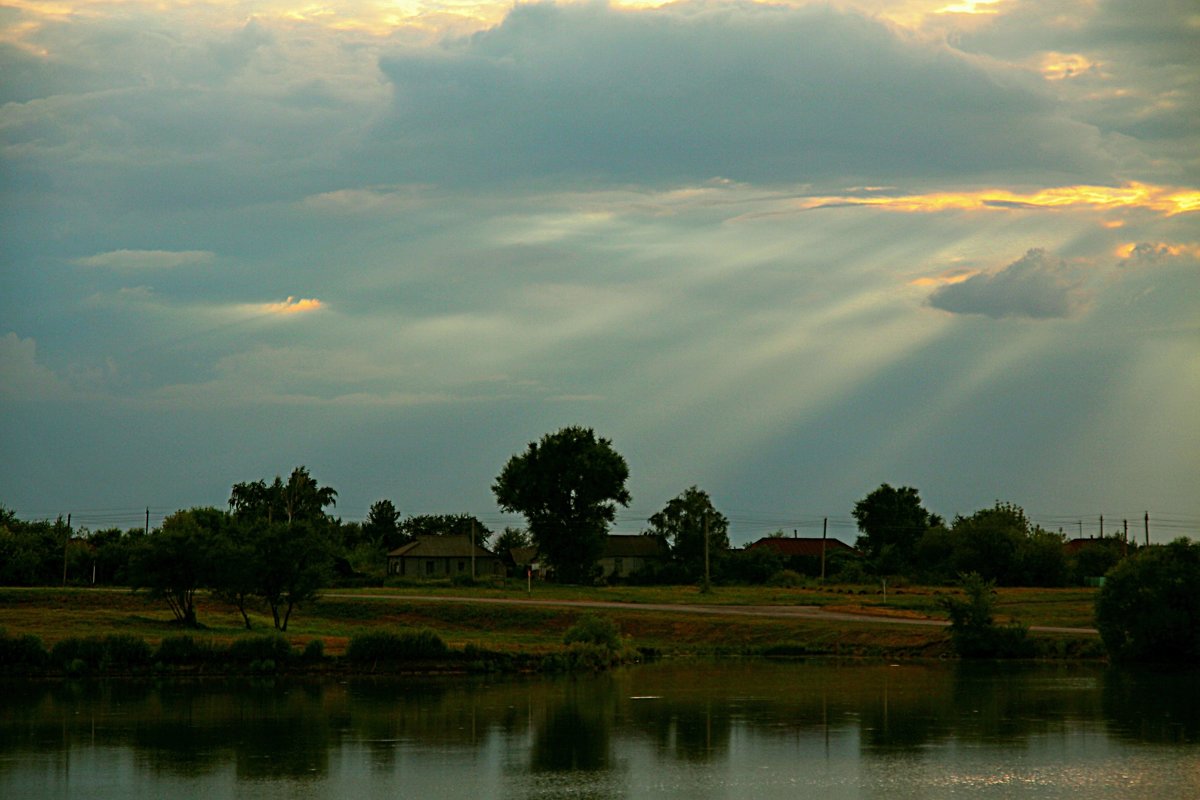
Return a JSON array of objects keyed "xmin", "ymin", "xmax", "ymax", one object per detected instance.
[
  {"xmin": 562, "ymin": 614, "xmax": 621, "ymax": 651},
  {"xmin": 155, "ymin": 635, "xmax": 215, "ymax": 665},
  {"xmin": 939, "ymin": 573, "xmax": 1033, "ymax": 658},
  {"xmin": 0, "ymin": 630, "xmax": 48, "ymax": 670},
  {"xmin": 1096, "ymin": 538, "xmax": 1200, "ymax": 663},
  {"xmin": 51, "ymin": 637, "xmax": 107, "ymax": 671},
  {"xmin": 766, "ymin": 569, "xmax": 804, "ymax": 587},
  {"xmin": 345, "ymin": 629, "xmax": 449, "ymax": 663},
  {"xmin": 48, "ymin": 634, "xmax": 154, "ymax": 672},
  {"xmin": 227, "ymin": 634, "xmax": 294, "ymax": 665},
  {"xmin": 99, "ymin": 634, "xmax": 152, "ymax": 669},
  {"xmin": 719, "ymin": 547, "xmax": 783, "ymax": 584},
  {"xmin": 302, "ymin": 639, "xmax": 325, "ymax": 662},
  {"xmin": 563, "ymin": 642, "xmax": 621, "ymax": 671}
]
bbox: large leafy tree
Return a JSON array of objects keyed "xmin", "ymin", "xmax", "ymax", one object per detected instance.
[
  {"xmin": 209, "ymin": 518, "xmax": 261, "ymax": 629},
  {"xmin": 647, "ymin": 486, "xmax": 729, "ymax": 583},
  {"xmin": 400, "ymin": 513, "xmax": 492, "ymax": 545},
  {"xmin": 361, "ymin": 499, "xmax": 404, "ymax": 550},
  {"xmin": 852, "ymin": 484, "xmax": 937, "ymax": 574},
  {"xmin": 493, "ymin": 527, "xmax": 532, "ymax": 555},
  {"xmin": 1096, "ymin": 538, "xmax": 1200, "ymax": 663},
  {"xmin": 129, "ymin": 508, "xmax": 224, "ymax": 626},
  {"xmin": 228, "ymin": 466, "xmax": 337, "ymax": 630},
  {"xmin": 948, "ymin": 502, "xmax": 1067, "ymax": 586},
  {"xmin": 251, "ymin": 519, "xmax": 333, "ymax": 631},
  {"xmin": 0, "ymin": 508, "xmax": 72, "ymax": 586},
  {"xmin": 229, "ymin": 466, "xmax": 337, "ymax": 526},
  {"xmin": 493, "ymin": 426, "xmax": 631, "ymax": 584}
]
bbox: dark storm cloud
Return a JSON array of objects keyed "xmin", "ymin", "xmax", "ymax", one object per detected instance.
[
  {"xmin": 928, "ymin": 248, "xmax": 1083, "ymax": 319},
  {"xmin": 372, "ymin": 2, "xmax": 1114, "ymax": 187}
]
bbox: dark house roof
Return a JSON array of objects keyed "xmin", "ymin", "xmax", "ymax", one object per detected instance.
[
  {"xmin": 602, "ymin": 534, "xmax": 669, "ymax": 559},
  {"xmin": 747, "ymin": 537, "xmax": 857, "ymax": 558},
  {"xmin": 387, "ymin": 535, "xmax": 495, "ymax": 559},
  {"xmin": 1063, "ymin": 536, "xmax": 1122, "ymax": 555}
]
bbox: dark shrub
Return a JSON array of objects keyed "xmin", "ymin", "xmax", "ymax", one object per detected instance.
[
  {"xmin": 156, "ymin": 635, "xmax": 210, "ymax": 665},
  {"xmin": 766, "ymin": 569, "xmax": 804, "ymax": 587},
  {"xmin": 301, "ymin": 639, "xmax": 325, "ymax": 662},
  {"xmin": 227, "ymin": 635, "xmax": 294, "ymax": 664},
  {"xmin": 345, "ymin": 629, "xmax": 448, "ymax": 663},
  {"xmin": 562, "ymin": 614, "xmax": 621, "ymax": 651},
  {"xmin": 940, "ymin": 573, "xmax": 1033, "ymax": 658},
  {"xmin": 100, "ymin": 634, "xmax": 152, "ymax": 669},
  {"xmin": 1096, "ymin": 538, "xmax": 1200, "ymax": 662},
  {"xmin": 51, "ymin": 637, "xmax": 107, "ymax": 671},
  {"xmin": 563, "ymin": 642, "xmax": 620, "ymax": 670},
  {"xmin": 0, "ymin": 630, "xmax": 48, "ymax": 670}
]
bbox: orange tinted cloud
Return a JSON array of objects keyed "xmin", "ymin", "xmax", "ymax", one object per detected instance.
[
  {"xmin": 796, "ymin": 183, "xmax": 1200, "ymax": 216},
  {"xmin": 1040, "ymin": 52, "xmax": 1102, "ymax": 81},
  {"xmin": 910, "ymin": 271, "xmax": 976, "ymax": 288},
  {"xmin": 1115, "ymin": 242, "xmax": 1200, "ymax": 260},
  {"xmin": 263, "ymin": 296, "xmax": 324, "ymax": 314}
]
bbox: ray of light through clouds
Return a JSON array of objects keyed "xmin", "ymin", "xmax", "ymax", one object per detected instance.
[{"xmin": 1, "ymin": 0, "xmax": 1197, "ymax": 536}]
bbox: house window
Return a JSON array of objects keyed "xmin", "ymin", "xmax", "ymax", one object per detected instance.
[
  {"xmin": 458, "ymin": 560, "xmax": 465, "ymax": 573},
  {"xmin": 613, "ymin": 557, "xmax": 623, "ymax": 576},
  {"xmin": 425, "ymin": 560, "xmax": 434, "ymax": 576}
]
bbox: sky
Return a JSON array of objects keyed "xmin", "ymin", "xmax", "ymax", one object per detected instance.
[{"xmin": 1, "ymin": 0, "xmax": 1197, "ymax": 544}]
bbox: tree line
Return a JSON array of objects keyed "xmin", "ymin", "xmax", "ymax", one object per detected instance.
[
  {"xmin": 3, "ymin": 426, "xmax": 1195, "ymax": 658},
  {"xmin": 0, "ymin": 430, "xmax": 1156, "ymax": 593}
]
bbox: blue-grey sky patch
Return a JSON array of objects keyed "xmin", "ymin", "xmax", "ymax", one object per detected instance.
[{"xmin": 0, "ymin": 0, "xmax": 1196, "ymax": 539}]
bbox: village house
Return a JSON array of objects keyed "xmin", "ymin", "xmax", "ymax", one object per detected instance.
[
  {"xmin": 386, "ymin": 535, "xmax": 503, "ymax": 579},
  {"xmin": 747, "ymin": 536, "xmax": 857, "ymax": 574},
  {"xmin": 597, "ymin": 534, "xmax": 669, "ymax": 580}
]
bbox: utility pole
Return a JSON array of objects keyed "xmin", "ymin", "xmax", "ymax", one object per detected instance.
[
  {"xmin": 821, "ymin": 517, "xmax": 828, "ymax": 581},
  {"xmin": 145, "ymin": 507, "xmax": 150, "ymax": 535},
  {"xmin": 62, "ymin": 513, "xmax": 71, "ymax": 587},
  {"xmin": 1144, "ymin": 511, "xmax": 1150, "ymax": 546},
  {"xmin": 1100, "ymin": 515, "xmax": 1104, "ymax": 538},
  {"xmin": 702, "ymin": 514, "xmax": 711, "ymax": 594},
  {"xmin": 471, "ymin": 520, "xmax": 476, "ymax": 580}
]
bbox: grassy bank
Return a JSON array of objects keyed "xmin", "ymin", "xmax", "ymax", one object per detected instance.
[{"xmin": 0, "ymin": 583, "xmax": 1103, "ymax": 669}]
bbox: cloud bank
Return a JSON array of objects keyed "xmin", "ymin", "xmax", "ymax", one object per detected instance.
[{"xmin": 928, "ymin": 248, "xmax": 1084, "ymax": 319}]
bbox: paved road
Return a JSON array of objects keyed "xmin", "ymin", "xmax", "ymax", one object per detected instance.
[{"xmin": 325, "ymin": 593, "xmax": 1098, "ymax": 636}]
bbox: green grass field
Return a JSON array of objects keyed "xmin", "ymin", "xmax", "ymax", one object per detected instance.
[{"xmin": 0, "ymin": 583, "xmax": 1101, "ymax": 661}]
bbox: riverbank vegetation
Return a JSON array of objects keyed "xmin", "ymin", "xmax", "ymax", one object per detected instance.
[{"xmin": 0, "ymin": 582, "xmax": 1105, "ymax": 677}]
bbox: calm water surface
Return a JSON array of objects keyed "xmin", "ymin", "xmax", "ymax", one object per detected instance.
[{"xmin": 2, "ymin": 661, "xmax": 1197, "ymax": 799}]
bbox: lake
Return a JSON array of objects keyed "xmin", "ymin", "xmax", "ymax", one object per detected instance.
[{"xmin": 2, "ymin": 661, "xmax": 1197, "ymax": 799}]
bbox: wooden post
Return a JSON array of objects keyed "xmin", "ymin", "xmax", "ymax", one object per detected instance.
[
  {"xmin": 821, "ymin": 517, "xmax": 827, "ymax": 581},
  {"xmin": 62, "ymin": 513, "xmax": 71, "ymax": 587},
  {"xmin": 471, "ymin": 520, "xmax": 476, "ymax": 580}
]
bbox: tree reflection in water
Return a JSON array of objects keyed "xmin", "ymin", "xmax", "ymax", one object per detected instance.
[{"xmin": 1, "ymin": 661, "xmax": 1196, "ymax": 798}]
